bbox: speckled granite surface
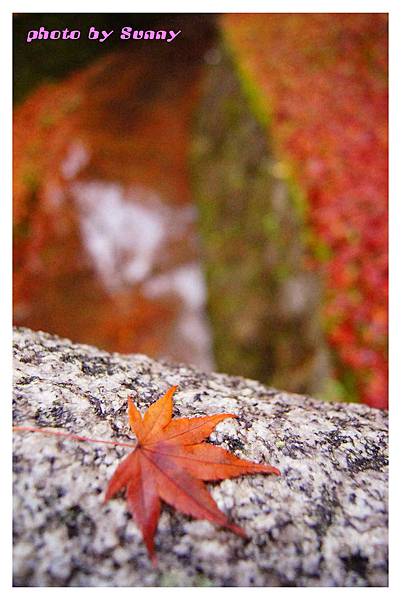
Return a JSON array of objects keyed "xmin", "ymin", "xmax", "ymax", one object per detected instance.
[{"xmin": 13, "ymin": 327, "xmax": 388, "ymax": 586}]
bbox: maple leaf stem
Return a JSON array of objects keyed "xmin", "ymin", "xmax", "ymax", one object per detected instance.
[{"xmin": 12, "ymin": 425, "xmax": 137, "ymax": 449}]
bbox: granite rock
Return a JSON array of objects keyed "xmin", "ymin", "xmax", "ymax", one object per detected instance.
[{"xmin": 13, "ymin": 327, "xmax": 388, "ymax": 586}]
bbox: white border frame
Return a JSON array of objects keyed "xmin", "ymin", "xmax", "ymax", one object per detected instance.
[{"xmin": 2, "ymin": 1, "xmax": 398, "ymax": 597}]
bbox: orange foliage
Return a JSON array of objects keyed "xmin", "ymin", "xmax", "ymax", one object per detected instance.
[
  {"xmin": 105, "ymin": 385, "xmax": 280, "ymax": 561},
  {"xmin": 13, "ymin": 46, "xmax": 205, "ymax": 360}
]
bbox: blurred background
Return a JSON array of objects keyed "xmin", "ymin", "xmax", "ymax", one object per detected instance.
[{"xmin": 13, "ymin": 13, "xmax": 388, "ymax": 409}]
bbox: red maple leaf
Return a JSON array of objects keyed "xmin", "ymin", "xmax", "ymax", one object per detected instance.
[
  {"xmin": 104, "ymin": 385, "xmax": 280, "ymax": 561},
  {"xmin": 13, "ymin": 385, "xmax": 280, "ymax": 563}
]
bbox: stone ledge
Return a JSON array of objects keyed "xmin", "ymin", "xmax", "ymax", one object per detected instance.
[{"xmin": 13, "ymin": 327, "xmax": 388, "ymax": 586}]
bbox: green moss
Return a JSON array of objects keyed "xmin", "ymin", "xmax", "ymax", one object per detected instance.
[
  {"xmin": 236, "ymin": 66, "xmax": 271, "ymax": 129},
  {"xmin": 312, "ymin": 240, "xmax": 333, "ymax": 262},
  {"xmin": 272, "ymin": 264, "xmax": 292, "ymax": 282},
  {"xmin": 285, "ymin": 172, "xmax": 309, "ymax": 220},
  {"xmin": 221, "ymin": 30, "xmax": 272, "ymax": 130},
  {"xmin": 222, "ymin": 96, "xmax": 242, "ymax": 122},
  {"xmin": 262, "ymin": 213, "xmax": 280, "ymax": 239}
]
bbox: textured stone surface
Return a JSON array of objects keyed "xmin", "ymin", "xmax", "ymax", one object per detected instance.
[{"xmin": 13, "ymin": 327, "xmax": 388, "ymax": 586}]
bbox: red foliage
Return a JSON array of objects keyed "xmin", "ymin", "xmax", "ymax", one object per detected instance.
[{"xmin": 223, "ymin": 14, "xmax": 388, "ymax": 408}]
